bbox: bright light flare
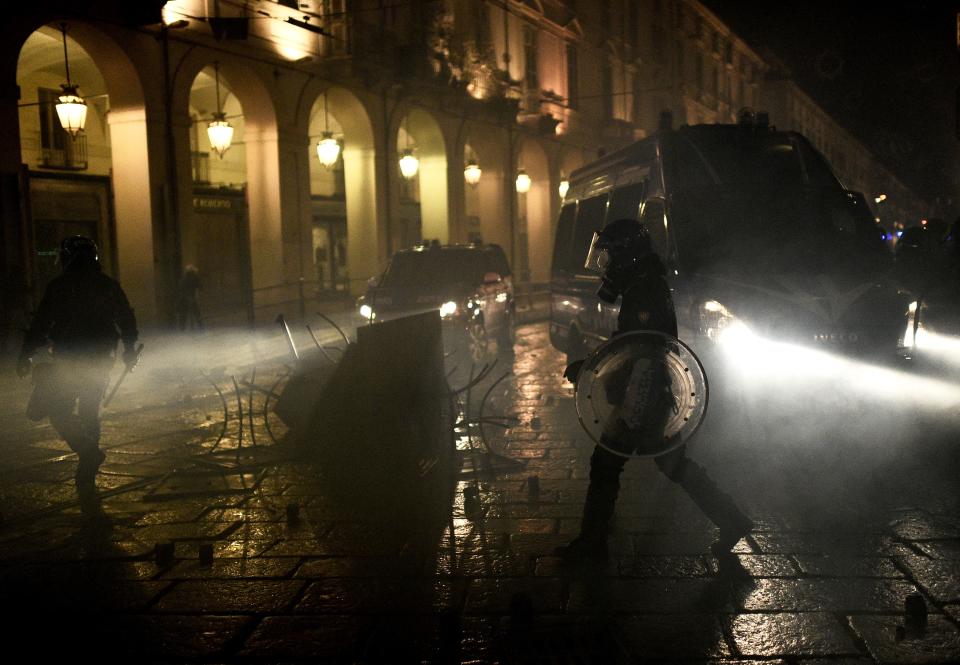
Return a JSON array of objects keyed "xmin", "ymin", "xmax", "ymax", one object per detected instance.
[
  {"xmin": 717, "ymin": 320, "xmax": 756, "ymax": 349},
  {"xmin": 56, "ymin": 87, "xmax": 87, "ymax": 136},
  {"xmin": 914, "ymin": 329, "xmax": 960, "ymax": 366},
  {"xmin": 359, "ymin": 304, "xmax": 375, "ymax": 320},
  {"xmin": 399, "ymin": 149, "xmax": 419, "ymax": 180},
  {"xmin": 718, "ymin": 331, "xmax": 960, "ymax": 411},
  {"xmin": 316, "ymin": 132, "xmax": 341, "ymax": 168},
  {"xmin": 439, "ymin": 301, "xmax": 458, "ymax": 318}
]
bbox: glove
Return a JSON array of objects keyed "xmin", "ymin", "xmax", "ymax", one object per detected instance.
[
  {"xmin": 122, "ymin": 345, "xmax": 141, "ymax": 372},
  {"xmin": 16, "ymin": 354, "xmax": 32, "ymax": 378},
  {"xmin": 563, "ymin": 359, "xmax": 584, "ymax": 384}
]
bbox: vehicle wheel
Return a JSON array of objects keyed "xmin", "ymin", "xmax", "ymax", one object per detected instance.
[
  {"xmin": 468, "ymin": 319, "xmax": 489, "ymax": 365},
  {"xmin": 497, "ymin": 308, "xmax": 516, "ymax": 354}
]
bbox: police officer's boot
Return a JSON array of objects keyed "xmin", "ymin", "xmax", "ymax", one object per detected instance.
[
  {"xmin": 656, "ymin": 450, "xmax": 752, "ymax": 555},
  {"xmin": 555, "ymin": 447, "xmax": 625, "ymax": 563},
  {"xmin": 678, "ymin": 462, "xmax": 752, "ymax": 555}
]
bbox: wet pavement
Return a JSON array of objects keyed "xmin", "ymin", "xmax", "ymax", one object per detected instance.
[{"xmin": 1, "ymin": 321, "xmax": 959, "ymax": 663}]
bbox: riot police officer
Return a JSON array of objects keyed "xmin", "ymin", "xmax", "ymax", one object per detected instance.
[
  {"xmin": 557, "ymin": 218, "xmax": 752, "ymax": 562},
  {"xmin": 17, "ymin": 236, "xmax": 139, "ymax": 490}
]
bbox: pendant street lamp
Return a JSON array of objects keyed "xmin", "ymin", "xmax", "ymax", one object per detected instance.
[
  {"xmin": 515, "ymin": 169, "xmax": 531, "ymax": 194},
  {"xmin": 55, "ymin": 24, "xmax": 87, "ymax": 137},
  {"xmin": 399, "ymin": 148, "xmax": 419, "ymax": 180},
  {"xmin": 558, "ymin": 177, "xmax": 570, "ymax": 199},
  {"xmin": 315, "ymin": 94, "xmax": 341, "ymax": 168},
  {"xmin": 207, "ymin": 62, "xmax": 233, "ymax": 159},
  {"xmin": 317, "ymin": 132, "xmax": 341, "ymax": 168},
  {"xmin": 464, "ymin": 160, "xmax": 481, "ymax": 187}
]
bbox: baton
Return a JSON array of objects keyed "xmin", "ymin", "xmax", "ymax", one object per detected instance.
[{"xmin": 103, "ymin": 343, "xmax": 144, "ymax": 408}]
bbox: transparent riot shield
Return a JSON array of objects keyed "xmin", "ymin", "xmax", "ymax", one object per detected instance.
[{"xmin": 574, "ymin": 331, "xmax": 709, "ymax": 458}]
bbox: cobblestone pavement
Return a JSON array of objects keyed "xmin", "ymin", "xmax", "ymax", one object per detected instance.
[{"xmin": 1, "ymin": 322, "xmax": 959, "ymax": 663}]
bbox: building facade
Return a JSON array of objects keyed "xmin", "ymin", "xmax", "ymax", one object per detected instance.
[{"xmin": 0, "ymin": 0, "xmax": 931, "ymax": 348}]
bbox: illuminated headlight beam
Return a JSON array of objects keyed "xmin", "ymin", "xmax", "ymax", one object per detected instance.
[{"xmin": 719, "ymin": 331, "xmax": 960, "ymax": 411}]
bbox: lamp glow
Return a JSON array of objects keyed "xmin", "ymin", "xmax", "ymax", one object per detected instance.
[
  {"xmin": 464, "ymin": 161, "xmax": 482, "ymax": 186},
  {"xmin": 558, "ymin": 178, "xmax": 570, "ymax": 199},
  {"xmin": 207, "ymin": 112, "xmax": 234, "ymax": 158},
  {"xmin": 316, "ymin": 131, "xmax": 341, "ymax": 168},
  {"xmin": 515, "ymin": 169, "xmax": 531, "ymax": 194},
  {"xmin": 56, "ymin": 86, "xmax": 87, "ymax": 136},
  {"xmin": 399, "ymin": 149, "xmax": 419, "ymax": 180},
  {"xmin": 56, "ymin": 25, "xmax": 86, "ymax": 136}
]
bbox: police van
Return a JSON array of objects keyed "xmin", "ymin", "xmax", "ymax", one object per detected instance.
[{"xmin": 550, "ymin": 116, "xmax": 907, "ymax": 365}]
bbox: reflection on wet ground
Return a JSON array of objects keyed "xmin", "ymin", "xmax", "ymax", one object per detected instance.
[{"xmin": 0, "ymin": 322, "xmax": 959, "ymax": 661}]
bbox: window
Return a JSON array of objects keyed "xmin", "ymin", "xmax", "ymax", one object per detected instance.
[
  {"xmin": 566, "ymin": 43, "xmax": 579, "ymax": 109},
  {"xmin": 568, "ymin": 194, "xmax": 609, "ymax": 272},
  {"xmin": 607, "ymin": 182, "xmax": 645, "ymax": 223},
  {"xmin": 640, "ymin": 199, "xmax": 668, "ymax": 255},
  {"xmin": 523, "ymin": 25, "xmax": 538, "ymax": 90},
  {"xmin": 552, "ymin": 203, "xmax": 577, "ymax": 272}
]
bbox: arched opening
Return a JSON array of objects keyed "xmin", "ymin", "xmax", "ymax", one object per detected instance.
[
  {"xmin": 185, "ymin": 65, "xmax": 253, "ymax": 325},
  {"xmin": 16, "ymin": 23, "xmax": 156, "ymax": 320},
  {"xmin": 395, "ymin": 108, "xmax": 448, "ymax": 249},
  {"xmin": 517, "ymin": 138, "xmax": 550, "ymax": 282},
  {"xmin": 307, "ymin": 87, "xmax": 377, "ymax": 295}
]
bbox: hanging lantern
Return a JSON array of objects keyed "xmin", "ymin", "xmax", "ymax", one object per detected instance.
[
  {"xmin": 464, "ymin": 160, "xmax": 482, "ymax": 187},
  {"xmin": 56, "ymin": 24, "xmax": 86, "ymax": 136},
  {"xmin": 207, "ymin": 112, "xmax": 234, "ymax": 158},
  {"xmin": 56, "ymin": 85, "xmax": 87, "ymax": 136},
  {"xmin": 316, "ymin": 131, "xmax": 341, "ymax": 168},
  {"xmin": 206, "ymin": 62, "xmax": 233, "ymax": 159},
  {"xmin": 558, "ymin": 178, "xmax": 570, "ymax": 199},
  {"xmin": 399, "ymin": 148, "xmax": 419, "ymax": 180},
  {"xmin": 515, "ymin": 169, "xmax": 531, "ymax": 194}
]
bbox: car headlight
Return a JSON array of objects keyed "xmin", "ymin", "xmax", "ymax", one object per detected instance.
[
  {"xmin": 439, "ymin": 301, "xmax": 459, "ymax": 319},
  {"xmin": 699, "ymin": 300, "xmax": 753, "ymax": 347},
  {"xmin": 359, "ymin": 304, "xmax": 375, "ymax": 320}
]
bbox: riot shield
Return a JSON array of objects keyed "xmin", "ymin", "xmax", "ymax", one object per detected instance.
[{"xmin": 574, "ymin": 331, "xmax": 708, "ymax": 458}]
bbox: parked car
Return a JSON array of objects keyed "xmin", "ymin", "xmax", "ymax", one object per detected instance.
[{"xmin": 358, "ymin": 243, "xmax": 515, "ymax": 362}]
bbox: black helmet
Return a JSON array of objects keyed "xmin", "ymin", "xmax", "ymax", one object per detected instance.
[
  {"xmin": 584, "ymin": 218, "xmax": 651, "ymax": 273},
  {"xmin": 59, "ymin": 235, "xmax": 99, "ymax": 269}
]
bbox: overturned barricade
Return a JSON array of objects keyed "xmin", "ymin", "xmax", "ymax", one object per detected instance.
[{"xmin": 274, "ymin": 311, "xmax": 455, "ymax": 516}]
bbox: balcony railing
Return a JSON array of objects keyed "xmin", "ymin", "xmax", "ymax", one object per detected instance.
[{"xmin": 40, "ymin": 133, "xmax": 88, "ymax": 171}]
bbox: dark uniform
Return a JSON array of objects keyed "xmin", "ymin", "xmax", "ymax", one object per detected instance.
[
  {"xmin": 560, "ymin": 220, "xmax": 751, "ymax": 562},
  {"xmin": 18, "ymin": 237, "xmax": 139, "ymax": 488}
]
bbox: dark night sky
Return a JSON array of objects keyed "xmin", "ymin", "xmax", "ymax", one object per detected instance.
[{"xmin": 703, "ymin": 0, "xmax": 960, "ymax": 216}]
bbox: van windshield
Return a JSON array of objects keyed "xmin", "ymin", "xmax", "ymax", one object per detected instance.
[{"xmin": 672, "ymin": 128, "xmax": 837, "ymax": 189}]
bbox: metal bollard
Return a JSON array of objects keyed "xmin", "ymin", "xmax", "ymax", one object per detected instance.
[
  {"xmin": 155, "ymin": 541, "xmax": 175, "ymax": 568},
  {"xmin": 286, "ymin": 502, "xmax": 301, "ymax": 524},
  {"xmin": 463, "ymin": 485, "xmax": 481, "ymax": 517}
]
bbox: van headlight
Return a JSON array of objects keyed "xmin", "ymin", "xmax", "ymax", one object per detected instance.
[{"xmin": 359, "ymin": 304, "xmax": 375, "ymax": 320}]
